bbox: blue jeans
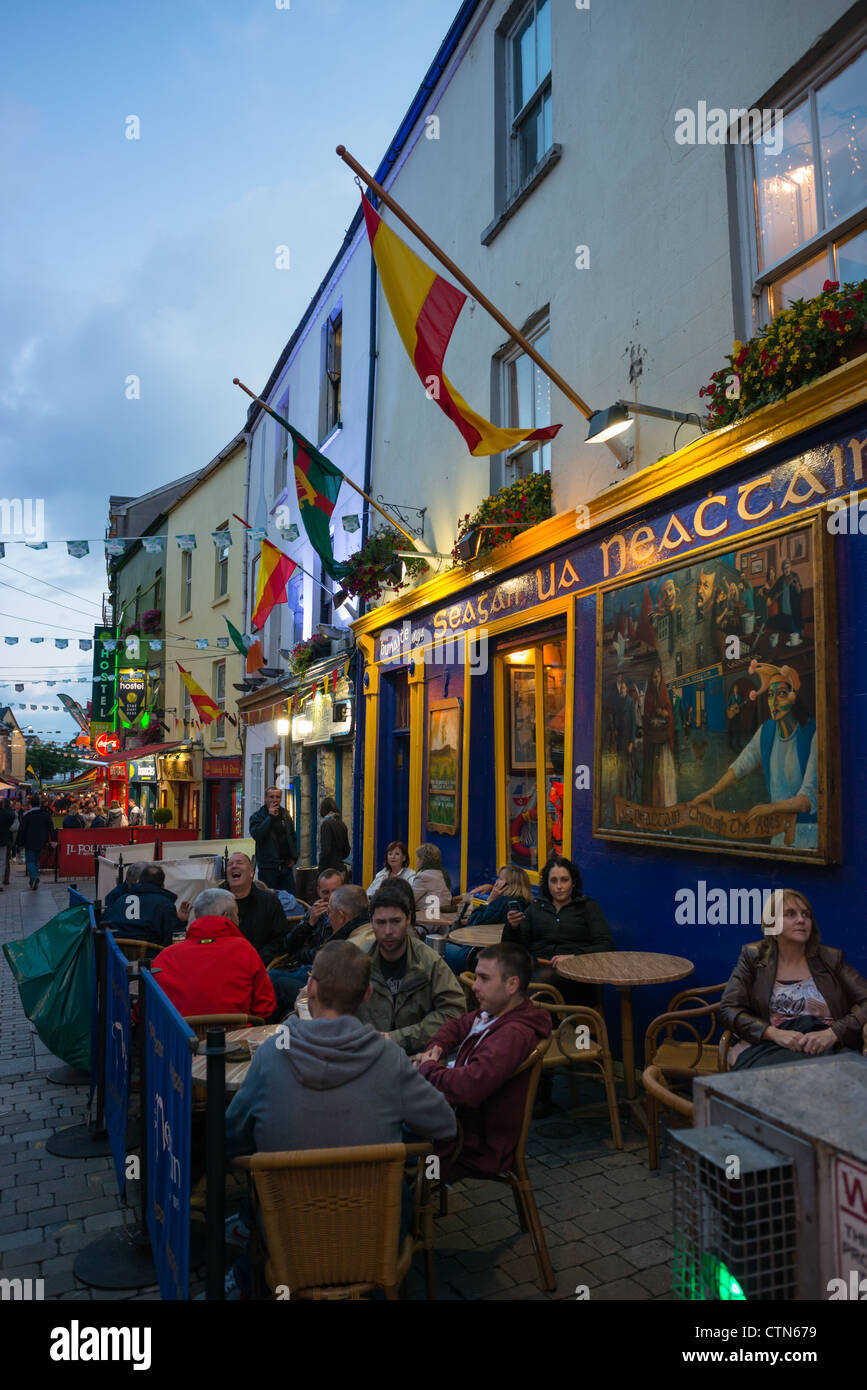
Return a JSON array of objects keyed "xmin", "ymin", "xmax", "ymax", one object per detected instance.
[
  {"xmin": 25, "ymin": 849, "xmax": 41, "ymax": 882},
  {"xmin": 268, "ymin": 966, "xmax": 310, "ymax": 1018},
  {"xmin": 258, "ymin": 866, "xmax": 296, "ymax": 893},
  {"xmin": 444, "ymin": 943, "xmax": 472, "ymax": 975}
]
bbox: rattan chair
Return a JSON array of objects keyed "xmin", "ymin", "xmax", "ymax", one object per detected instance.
[
  {"xmin": 184, "ymin": 1013, "xmax": 265, "ymax": 1042},
  {"xmin": 535, "ymin": 1003, "xmax": 623, "ymax": 1150},
  {"xmin": 437, "ymin": 1038, "xmax": 555, "ymax": 1292},
  {"xmin": 112, "ymin": 938, "xmax": 163, "ymax": 963},
  {"xmin": 641, "ymin": 1063, "xmax": 695, "ymax": 1164},
  {"xmin": 233, "ymin": 1141, "xmax": 436, "ymax": 1299},
  {"xmin": 642, "ymin": 986, "xmax": 725, "ymax": 1169}
]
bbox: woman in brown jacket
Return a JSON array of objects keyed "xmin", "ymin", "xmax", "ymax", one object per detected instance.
[{"xmin": 720, "ymin": 888, "xmax": 867, "ymax": 1070}]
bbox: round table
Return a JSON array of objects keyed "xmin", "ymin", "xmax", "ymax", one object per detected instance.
[
  {"xmin": 447, "ymin": 923, "xmax": 504, "ymax": 948},
  {"xmin": 555, "ymin": 952, "xmax": 694, "ymax": 1099},
  {"xmin": 190, "ymin": 1024, "xmax": 281, "ymax": 1094}
]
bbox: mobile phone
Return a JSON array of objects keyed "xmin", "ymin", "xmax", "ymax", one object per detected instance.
[{"xmin": 507, "ymin": 899, "xmax": 524, "ymax": 915}]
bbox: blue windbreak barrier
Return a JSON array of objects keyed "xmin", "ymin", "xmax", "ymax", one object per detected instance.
[
  {"xmin": 68, "ymin": 887, "xmax": 98, "ymax": 1098},
  {"xmin": 104, "ymin": 931, "xmax": 131, "ymax": 1197},
  {"xmin": 142, "ymin": 969, "xmax": 196, "ymax": 1300}
]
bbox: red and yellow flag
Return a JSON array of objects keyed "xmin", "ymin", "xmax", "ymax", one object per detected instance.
[
  {"xmin": 177, "ymin": 664, "xmax": 222, "ymax": 725},
  {"xmin": 252, "ymin": 538, "xmax": 297, "ymax": 631},
  {"xmin": 362, "ymin": 195, "xmax": 561, "ymax": 457}
]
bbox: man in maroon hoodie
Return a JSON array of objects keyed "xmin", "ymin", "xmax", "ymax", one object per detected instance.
[
  {"xmin": 154, "ymin": 888, "xmax": 277, "ymax": 1022},
  {"xmin": 415, "ymin": 942, "xmax": 551, "ymax": 1180}
]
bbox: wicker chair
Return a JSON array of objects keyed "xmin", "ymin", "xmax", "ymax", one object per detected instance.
[
  {"xmin": 233, "ymin": 1141, "xmax": 436, "ymax": 1299},
  {"xmin": 112, "ymin": 938, "xmax": 163, "ymax": 963},
  {"xmin": 642, "ymin": 985, "xmax": 725, "ymax": 1169},
  {"xmin": 536, "ymin": 1003, "xmax": 623, "ymax": 1150},
  {"xmin": 184, "ymin": 1013, "xmax": 265, "ymax": 1042},
  {"xmin": 641, "ymin": 1064, "xmax": 695, "ymax": 1154},
  {"xmin": 437, "ymin": 1038, "xmax": 555, "ymax": 1292}
]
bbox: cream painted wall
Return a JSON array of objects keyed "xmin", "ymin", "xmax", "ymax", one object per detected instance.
[{"xmin": 164, "ymin": 440, "xmax": 246, "ymax": 757}]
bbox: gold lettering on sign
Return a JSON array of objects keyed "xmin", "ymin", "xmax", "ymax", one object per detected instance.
[
  {"xmin": 613, "ymin": 797, "xmax": 796, "ymax": 844},
  {"xmin": 559, "ymin": 558, "xmax": 580, "ymax": 589},
  {"xmin": 433, "ymin": 611, "xmax": 447, "ymax": 639},
  {"xmin": 850, "ymin": 437, "xmax": 866, "ymax": 483},
  {"xmin": 536, "ymin": 565, "xmax": 555, "ymax": 601},
  {"xmin": 781, "ymin": 464, "xmax": 828, "ymax": 509},
  {"xmin": 600, "ymin": 534, "xmax": 627, "ymax": 579},
  {"xmin": 737, "ymin": 475, "xmax": 773, "ymax": 521},
  {"xmin": 448, "ymin": 606, "xmax": 462, "ymax": 630},
  {"xmin": 490, "ymin": 589, "xmax": 507, "ymax": 614},
  {"xmin": 658, "ymin": 513, "xmax": 692, "ymax": 552},
  {"xmin": 831, "ymin": 445, "xmax": 846, "ymax": 490},
  {"xmin": 462, "ymin": 601, "xmax": 475, "ymax": 625},
  {"xmin": 477, "ymin": 592, "xmax": 490, "ymax": 623},
  {"xmin": 629, "ymin": 526, "xmax": 655, "ymax": 566},
  {"xmin": 693, "ymin": 495, "xmax": 728, "ymax": 537}
]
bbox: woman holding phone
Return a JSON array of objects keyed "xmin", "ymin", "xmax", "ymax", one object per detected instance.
[{"xmin": 503, "ymin": 855, "xmax": 614, "ymax": 1001}]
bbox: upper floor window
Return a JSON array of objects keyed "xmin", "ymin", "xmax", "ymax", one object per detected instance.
[
  {"xmin": 321, "ymin": 309, "xmax": 342, "ymax": 440},
  {"xmin": 739, "ymin": 35, "xmax": 867, "ymax": 326},
  {"xmin": 499, "ymin": 320, "xmax": 552, "ymax": 484},
  {"xmin": 508, "ymin": 0, "xmax": 552, "ymax": 191},
  {"xmin": 214, "ymin": 521, "xmax": 229, "ymax": 599},
  {"xmin": 180, "ymin": 550, "xmax": 192, "ymax": 616},
  {"xmin": 213, "ymin": 660, "xmax": 226, "ymax": 741}
]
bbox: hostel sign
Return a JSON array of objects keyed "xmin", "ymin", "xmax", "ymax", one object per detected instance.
[{"xmin": 90, "ymin": 627, "xmax": 115, "ymax": 723}]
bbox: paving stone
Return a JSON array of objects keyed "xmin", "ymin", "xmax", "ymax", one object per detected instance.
[
  {"xmin": 465, "ymin": 1217, "xmax": 520, "ymax": 1246},
  {"xmin": 66, "ymin": 1197, "xmax": 120, "ymax": 1220},
  {"xmin": 592, "ymin": 1276, "xmax": 649, "ymax": 1300},
  {"xmin": 550, "ymin": 1239, "xmax": 597, "ymax": 1270},
  {"xmin": 633, "ymin": 1263, "xmax": 674, "ymax": 1296},
  {"xmin": 610, "ymin": 1218, "xmax": 668, "ymax": 1249},
  {"xmin": 621, "ymin": 1238, "xmax": 674, "ymax": 1270},
  {"xmin": 583, "ymin": 1230, "xmax": 622, "ymax": 1257},
  {"xmin": 572, "ymin": 1207, "xmax": 631, "ymax": 1235},
  {"xmin": 584, "ymin": 1251, "xmax": 637, "ymax": 1282},
  {"xmin": 0, "ymin": 1225, "xmax": 48, "ymax": 1251},
  {"xmin": 83, "ymin": 1210, "xmax": 126, "ymax": 1233},
  {"xmin": 0, "ymin": 1214, "xmax": 30, "ymax": 1237},
  {"xmin": 1, "ymin": 1241, "xmax": 58, "ymax": 1266}
]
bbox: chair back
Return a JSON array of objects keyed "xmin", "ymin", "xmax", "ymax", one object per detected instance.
[
  {"xmin": 184, "ymin": 1013, "xmax": 265, "ymax": 1041},
  {"xmin": 503, "ymin": 1037, "xmax": 552, "ymax": 1169},
  {"xmin": 538, "ymin": 1003, "xmax": 611, "ymax": 1059},
  {"xmin": 112, "ymin": 938, "xmax": 162, "ymax": 963},
  {"xmin": 528, "ymin": 980, "xmax": 565, "ymax": 1007},
  {"xmin": 644, "ymin": 998, "xmax": 723, "ymax": 1070},
  {"xmin": 641, "ymin": 1064, "xmax": 695, "ymax": 1121},
  {"xmin": 234, "ymin": 1142, "xmax": 426, "ymax": 1295}
]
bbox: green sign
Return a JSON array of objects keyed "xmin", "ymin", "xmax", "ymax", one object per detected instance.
[{"xmin": 91, "ymin": 628, "xmax": 115, "ymax": 724}]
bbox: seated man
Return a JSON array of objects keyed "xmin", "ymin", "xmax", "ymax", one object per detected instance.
[
  {"xmin": 153, "ymin": 888, "xmax": 276, "ymax": 1022},
  {"xmin": 281, "ymin": 867, "xmax": 343, "ymax": 962},
  {"xmin": 415, "ymin": 943, "xmax": 552, "ymax": 1180},
  {"xmin": 225, "ymin": 939, "xmax": 457, "ymax": 1157},
  {"xmin": 219, "ymin": 852, "xmax": 287, "ymax": 967},
  {"xmin": 102, "ymin": 864, "xmax": 182, "ymax": 948},
  {"xmin": 354, "ymin": 884, "xmax": 465, "ymax": 1054},
  {"xmin": 104, "ymin": 862, "xmax": 145, "ymax": 909},
  {"xmin": 268, "ymin": 882, "xmax": 374, "ymax": 1011}
]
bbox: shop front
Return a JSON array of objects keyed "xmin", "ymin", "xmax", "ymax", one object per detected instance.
[
  {"xmin": 354, "ymin": 356, "xmax": 867, "ymax": 1036},
  {"xmin": 128, "ymin": 755, "xmax": 158, "ymax": 824},
  {"xmin": 203, "ymin": 755, "xmax": 243, "ymax": 839},
  {"xmin": 158, "ymin": 746, "xmax": 202, "ymax": 832}
]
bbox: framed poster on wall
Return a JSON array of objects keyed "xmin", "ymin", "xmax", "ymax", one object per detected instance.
[
  {"xmin": 427, "ymin": 698, "xmax": 462, "ymax": 835},
  {"xmin": 509, "ymin": 666, "xmax": 537, "ymax": 769},
  {"xmin": 594, "ymin": 514, "xmax": 838, "ymax": 862}
]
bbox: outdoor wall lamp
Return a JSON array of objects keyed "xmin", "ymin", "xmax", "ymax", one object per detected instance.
[
  {"xmin": 586, "ymin": 400, "xmax": 705, "ymax": 443},
  {"xmin": 276, "ymin": 718, "xmax": 290, "ymax": 735}
]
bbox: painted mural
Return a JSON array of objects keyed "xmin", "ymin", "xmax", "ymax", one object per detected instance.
[{"xmin": 594, "ymin": 516, "xmax": 835, "ymax": 861}]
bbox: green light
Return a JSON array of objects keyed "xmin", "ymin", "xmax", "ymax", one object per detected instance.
[
  {"xmin": 713, "ymin": 1259, "xmax": 746, "ymax": 1301},
  {"xmin": 140, "ymin": 710, "xmax": 151, "ymax": 730}
]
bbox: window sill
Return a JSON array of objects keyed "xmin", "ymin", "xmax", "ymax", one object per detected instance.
[
  {"xmin": 481, "ymin": 144, "xmax": 562, "ymax": 247},
  {"xmin": 211, "ymin": 594, "xmax": 231, "ymax": 609},
  {"xmin": 318, "ymin": 422, "xmax": 343, "ymax": 452},
  {"xmin": 178, "ymin": 611, "xmax": 191, "ymax": 623}
]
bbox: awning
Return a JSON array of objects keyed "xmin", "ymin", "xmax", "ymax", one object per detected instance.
[{"xmin": 55, "ymin": 770, "xmax": 99, "ymax": 792}]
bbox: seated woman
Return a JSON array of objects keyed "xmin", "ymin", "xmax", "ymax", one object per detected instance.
[
  {"xmin": 503, "ymin": 855, "xmax": 614, "ymax": 1002},
  {"xmin": 444, "ymin": 865, "xmax": 533, "ymax": 975},
  {"xmin": 720, "ymin": 888, "xmax": 867, "ymax": 1070},
  {"xmin": 412, "ymin": 843, "xmax": 452, "ymax": 918},
  {"xmin": 367, "ymin": 840, "xmax": 416, "ymax": 897}
]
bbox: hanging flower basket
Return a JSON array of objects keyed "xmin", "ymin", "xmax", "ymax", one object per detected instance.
[
  {"xmin": 452, "ymin": 471, "xmax": 552, "ymax": 566},
  {"xmin": 141, "ymin": 609, "xmax": 162, "ymax": 634},
  {"xmin": 700, "ymin": 279, "xmax": 867, "ymax": 431},
  {"xmin": 289, "ymin": 634, "xmax": 332, "ymax": 679},
  {"xmin": 338, "ymin": 527, "xmax": 427, "ymax": 604}
]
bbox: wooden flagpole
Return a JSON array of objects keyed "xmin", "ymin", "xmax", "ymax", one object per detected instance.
[
  {"xmin": 232, "ymin": 378, "xmax": 420, "ymax": 549},
  {"xmin": 335, "ymin": 144, "xmax": 594, "ymax": 421}
]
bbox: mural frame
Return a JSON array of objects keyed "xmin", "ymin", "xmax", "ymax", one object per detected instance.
[
  {"xmin": 593, "ymin": 510, "xmax": 839, "ymax": 863},
  {"xmin": 427, "ymin": 697, "xmax": 462, "ymax": 836}
]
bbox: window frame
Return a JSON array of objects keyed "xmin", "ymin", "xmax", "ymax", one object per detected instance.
[
  {"xmin": 493, "ymin": 309, "xmax": 553, "ymax": 489},
  {"xmin": 505, "ymin": 0, "xmax": 553, "ymax": 196},
  {"xmin": 180, "ymin": 549, "xmax": 192, "ymax": 618},
  {"xmin": 731, "ymin": 18, "xmax": 867, "ymax": 336},
  {"xmin": 214, "ymin": 521, "xmax": 230, "ymax": 600},
  {"xmin": 213, "ymin": 659, "xmax": 226, "ymax": 743},
  {"xmin": 320, "ymin": 306, "xmax": 343, "ymax": 443}
]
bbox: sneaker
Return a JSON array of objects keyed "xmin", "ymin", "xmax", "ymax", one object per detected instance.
[{"xmin": 34, "ymin": 878, "xmax": 39, "ymax": 889}]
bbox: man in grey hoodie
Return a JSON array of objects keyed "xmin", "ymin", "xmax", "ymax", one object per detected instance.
[{"xmin": 225, "ymin": 940, "xmax": 457, "ymax": 1158}]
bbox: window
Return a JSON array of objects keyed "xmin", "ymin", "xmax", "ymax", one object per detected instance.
[
  {"xmin": 500, "ymin": 633, "xmax": 566, "ymax": 873},
  {"xmin": 320, "ymin": 308, "xmax": 342, "ymax": 440},
  {"xmin": 508, "ymin": 0, "xmax": 552, "ymax": 191},
  {"xmin": 213, "ymin": 660, "xmax": 226, "ymax": 741},
  {"xmin": 153, "ymin": 568, "xmax": 162, "ymax": 615},
  {"xmin": 214, "ymin": 521, "xmax": 229, "ymax": 599},
  {"xmin": 274, "ymin": 391, "xmax": 290, "ymax": 498},
  {"xmin": 182, "ymin": 683, "xmax": 192, "ymax": 734},
  {"xmin": 499, "ymin": 320, "xmax": 552, "ymax": 483},
  {"xmin": 181, "ymin": 550, "xmax": 192, "ymax": 616},
  {"xmin": 738, "ymin": 35, "xmax": 867, "ymax": 326}
]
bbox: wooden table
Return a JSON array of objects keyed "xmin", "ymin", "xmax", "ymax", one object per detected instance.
[
  {"xmin": 447, "ymin": 923, "xmax": 504, "ymax": 948},
  {"xmin": 190, "ymin": 1024, "xmax": 281, "ymax": 1094},
  {"xmin": 555, "ymin": 952, "xmax": 693, "ymax": 1099}
]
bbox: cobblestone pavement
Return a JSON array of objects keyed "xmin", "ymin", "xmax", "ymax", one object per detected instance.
[{"xmin": 0, "ymin": 869, "xmax": 677, "ymax": 1301}]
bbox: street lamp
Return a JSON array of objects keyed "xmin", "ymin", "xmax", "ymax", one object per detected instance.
[{"xmin": 586, "ymin": 399, "xmax": 705, "ymax": 444}]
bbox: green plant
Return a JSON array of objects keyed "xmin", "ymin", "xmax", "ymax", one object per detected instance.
[
  {"xmin": 289, "ymin": 633, "xmax": 331, "ymax": 678},
  {"xmin": 153, "ymin": 807, "xmax": 173, "ymax": 827},
  {"xmin": 700, "ymin": 279, "xmax": 867, "ymax": 430},
  {"xmin": 339, "ymin": 527, "xmax": 427, "ymax": 603},
  {"xmin": 452, "ymin": 471, "xmax": 552, "ymax": 565}
]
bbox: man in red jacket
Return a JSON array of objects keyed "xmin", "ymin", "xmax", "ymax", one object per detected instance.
[
  {"xmin": 154, "ymin": 888, "xmax": 277, "ymax": 1022},
  {"xmin": 415, "ymin": 942, "xmax": 551, "ymax": 1180}
]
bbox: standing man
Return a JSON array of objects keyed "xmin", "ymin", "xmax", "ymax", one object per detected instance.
[
  {"xmin": 18, "ymin": 795, "xmax": 56, "ymax": 890},
  {"xmin": 249, "ymin": 786, "xmax": 298, "ymax": 893}
]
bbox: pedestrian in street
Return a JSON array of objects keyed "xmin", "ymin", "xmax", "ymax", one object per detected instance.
[
  {"xmin": 0, "ymin": 798, "xmax": 15, "ymax": 891},
  {"xmin": 128, "ymin": 801, "xmax": 143, "ymax": 827},
  {"xmin": 249, "ymin": 787, "xmax": 298, "ymax": 893},
  {"xmin": 62, "ymin": 800, "xmax": 86, "ymax": 829},
  {"xmin": 17, "ymin": 794, "xmax": 56, "ymax": 889},
  {"xmin": 317, "ymin": 797, "xmax": 351, "ymax": 876},
  {"xmin": 106, "ymin": 799, "xmax": 128, "ymax": 828}
]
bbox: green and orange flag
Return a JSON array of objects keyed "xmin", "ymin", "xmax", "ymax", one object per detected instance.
[
  {"xmin": 251, "ymin": 538, "xmax": 297, "ymax": 631},
  {"xmin": 177, "ymin": 664, "xmax": 222, "ymax": 725},
  {"xmin": 361, "ymin": 195, "xmax": 561, "ymax": 457},
  {"xmin": 252, "ymin": 402, "xmax": 345, "ymax": 582}
]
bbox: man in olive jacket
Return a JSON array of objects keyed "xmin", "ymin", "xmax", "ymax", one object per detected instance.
[{"xmin": 355, "ymin": 884, "xmax": 464, "ymax": 1053}]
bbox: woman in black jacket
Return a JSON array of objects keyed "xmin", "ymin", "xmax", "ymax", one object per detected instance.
[
  {"xmin": 317, "ymin": 797, "xmax": 351, "ymax": 875},
  {"xmin": 503, "ymin": 855, "xmax": 615, "ymax": 1001}
]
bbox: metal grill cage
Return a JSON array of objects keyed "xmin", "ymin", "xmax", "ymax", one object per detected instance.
[{"xmin": 671, "ymin": 1124, "xmax": 798, "ymax": 1301}]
